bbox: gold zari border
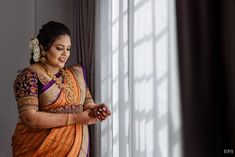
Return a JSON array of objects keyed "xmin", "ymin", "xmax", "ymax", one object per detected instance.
[{"xmin": 17, "ymin": 96, "xmax": 38, "ymax": 106}]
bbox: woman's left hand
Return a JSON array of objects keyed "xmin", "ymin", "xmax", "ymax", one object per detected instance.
[{"xmin": 89, "ymin": 104, "xmax": 111, "ymax": 121}]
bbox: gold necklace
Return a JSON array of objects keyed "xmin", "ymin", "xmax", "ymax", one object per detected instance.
[{"xmin": 41, "ymin": 63, "xmax": 77, "ymax": 104}]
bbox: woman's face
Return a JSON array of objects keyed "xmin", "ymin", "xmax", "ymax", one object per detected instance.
[{"xmin": 45, "ymin": 34, "xmax": 71, "ymax": 69}]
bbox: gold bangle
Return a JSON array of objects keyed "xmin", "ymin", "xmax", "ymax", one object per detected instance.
[{"xmin": 66, "ymin": 114, "xmax": 71, "ymax": 126}]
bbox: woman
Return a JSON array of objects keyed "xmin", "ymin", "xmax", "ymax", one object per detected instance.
[{"xmin": 12, "ymin": 21, "xmax": 111, "ymax": 157}]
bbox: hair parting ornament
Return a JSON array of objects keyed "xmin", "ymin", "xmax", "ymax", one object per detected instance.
[{"xmin": 29, "ymin": 37, "xmax": 41, "ymax": 62}]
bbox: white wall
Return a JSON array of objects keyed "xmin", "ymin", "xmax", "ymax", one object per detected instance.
[{"xmin": 0, "ymin": 0, "xmax": 73, "ymax": 156}]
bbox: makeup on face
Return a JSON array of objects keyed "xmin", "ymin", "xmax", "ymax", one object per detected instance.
[{"xmin": 45, "ymin": 35, "xmax": 71, "ymax": 70}]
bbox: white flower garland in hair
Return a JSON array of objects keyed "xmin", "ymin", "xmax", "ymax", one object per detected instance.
[{"xmin": 29, "ymin": 37, "xmax": 41, "ymax": 62}]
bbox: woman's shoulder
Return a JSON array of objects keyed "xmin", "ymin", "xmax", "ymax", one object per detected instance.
[
  {"xmin": 29, "ymin": 63, "xmax": 43, "ymax": 71},
  {"xmin": 67, "ymin": 64, "xmax": 84, "ymax": 73},
  {"xmin": 14, "ymin": 66, "xmax": 39, "ymax": 89},
  {"xmin": 16, "ymin": 65, "xmax": 37, "ymax": 78},
  {"xmin": 67, "ymin": 64, "xmax": 87, "ymax": 89},
  {"xmin": 14, "ymin": 63, "xmax": 46, "ymax": 83},
  {"xmin": 67, "ymin": 64, "xmax": 86, "ymax": 79}
]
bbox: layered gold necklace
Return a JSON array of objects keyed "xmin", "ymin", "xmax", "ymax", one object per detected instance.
[{"xmin": 41, "ymin": 63, "xmax": 77, "ymax": 104}]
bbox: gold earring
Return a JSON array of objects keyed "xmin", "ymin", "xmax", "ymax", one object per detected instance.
[{"xmin": 40, "ymin": 51, "xmax": 47, "ymax": 64}]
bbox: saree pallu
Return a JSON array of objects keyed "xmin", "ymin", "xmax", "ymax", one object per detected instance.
[{"xmin": 12, "ymin": 65, "xmax": 92, "ymax": 157}]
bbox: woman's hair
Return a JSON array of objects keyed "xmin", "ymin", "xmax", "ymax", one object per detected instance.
[{"xmin": 30, "ymin": 21, "xmax": 71, "ymax": 64}]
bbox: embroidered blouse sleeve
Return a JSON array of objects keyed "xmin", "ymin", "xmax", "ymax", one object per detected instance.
[{"xmin": 13, "ymin": 68, "xmax": 39, "ymax": 113}]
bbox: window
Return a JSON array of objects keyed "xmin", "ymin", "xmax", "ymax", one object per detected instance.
[{"xmin": 95, "ymin": 0, "xmax": 182, "ymax": 156}]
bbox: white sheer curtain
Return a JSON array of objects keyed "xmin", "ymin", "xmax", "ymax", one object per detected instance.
[{"xmin": 95, "ymin": 0, "xmax": 182, "ymax": 157}]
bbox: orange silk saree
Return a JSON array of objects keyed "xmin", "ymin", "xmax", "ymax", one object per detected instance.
[{"xmin": 12, "ymin": 64, "xmax": 93, "ymax": 157}]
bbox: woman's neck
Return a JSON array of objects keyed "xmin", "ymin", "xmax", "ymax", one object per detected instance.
[{"xmin": 43, "ymin": 62, "xmax": 60, "ymax": 74}]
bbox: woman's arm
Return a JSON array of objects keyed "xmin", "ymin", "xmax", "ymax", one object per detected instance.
[
  {"xmin": 83, "ymin": 102, "xmax": 96, "ymax": 111},
  {"xmin": 72, "ymin": 65, "xmax": 111, "ymax": 120},
  {"xmin": 20, "ymin": 109, "xmax": 98, "ymax": 129}
]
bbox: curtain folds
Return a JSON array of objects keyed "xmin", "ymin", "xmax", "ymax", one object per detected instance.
[
  {"xmin": 72, "ymin": 0, "xmax": 96, "ymax": 96},
  {"xmin": 72, "ymin": 1, "xmax": 97, "ymax": 157},
  {"xmin": 176, "ymin": 0, "xmax": 235, "ymax": 157}
]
